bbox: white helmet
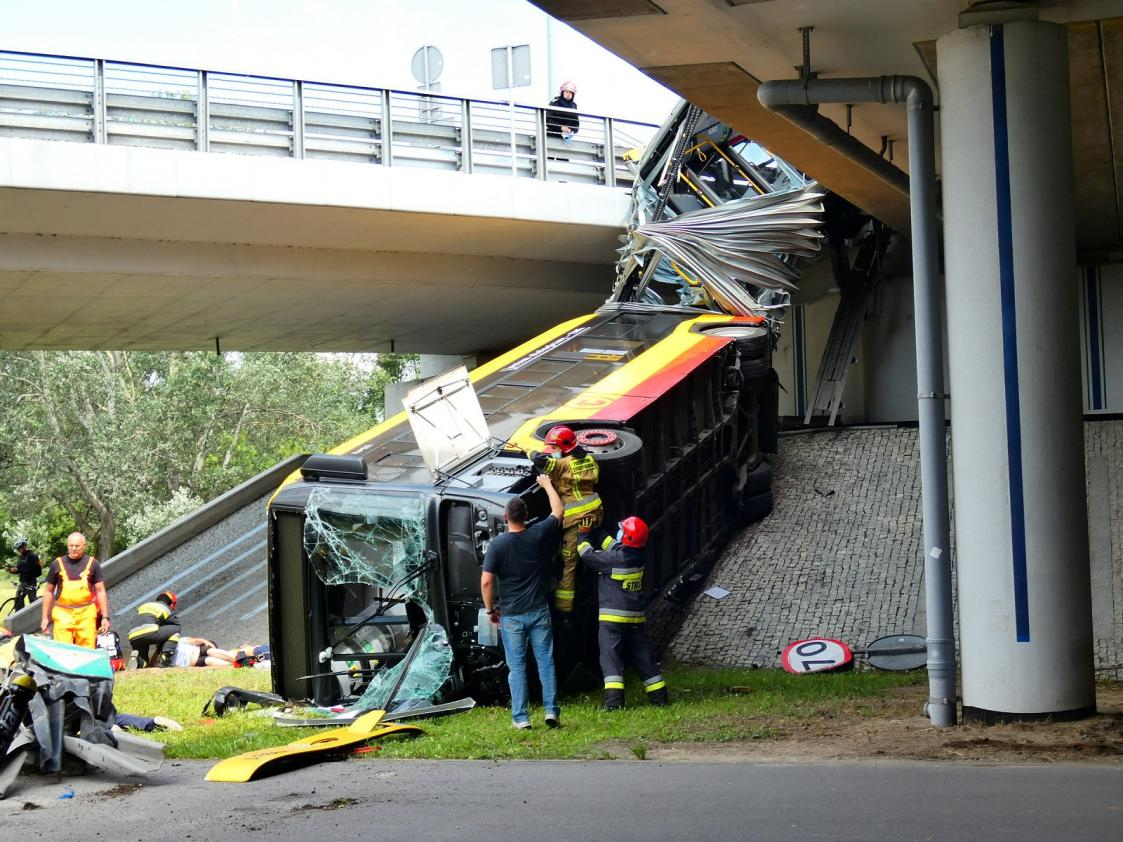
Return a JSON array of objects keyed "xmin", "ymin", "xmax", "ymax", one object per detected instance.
[{"xmin": 560, "ymin": 80, "xmax": 577, "ymax": 94}]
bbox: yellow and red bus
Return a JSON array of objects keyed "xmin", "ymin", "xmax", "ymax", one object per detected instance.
[{"xmin": 268, "ymin": 303, "xmax": 778, "ymax": 705}]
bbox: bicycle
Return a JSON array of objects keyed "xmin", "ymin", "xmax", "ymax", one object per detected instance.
[{"xmin": 0, "ymin": 581, "xmax": 40, "ymax": 620}]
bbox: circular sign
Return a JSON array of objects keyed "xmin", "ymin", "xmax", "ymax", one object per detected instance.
[
  {"xmin": 780, "ymin": 638, "xmax": 853, "ymax": 674},
  {"xmin": 411, "ymin": 46, "xmax": 444, "ymax": 85},
  {"xmin": 865, "ymin": 634, "xmax": 927, "ymax": 672}
]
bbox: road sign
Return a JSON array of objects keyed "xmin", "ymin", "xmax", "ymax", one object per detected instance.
[
  {"xmin": 780, "ymin": 638, "xmax": 853, "ymax": 674},
  {"xmin": 864, "ymin": 634, "xmax": 927, "ymax": 671}
]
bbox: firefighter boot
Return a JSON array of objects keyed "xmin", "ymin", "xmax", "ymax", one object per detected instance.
[
  {"xmin": 603, "ymin": 688, "xmax": 625, "ymax": 711},
  {"xmin": 647, "ymin": 687, "xmax": 669, "ymax": 707}
]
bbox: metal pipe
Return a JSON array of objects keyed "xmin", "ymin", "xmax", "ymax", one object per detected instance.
[
  {"xmin": 756, "ymin": 80, "xmax": 911, "ymax": 195},
  {"xmin": 758, "ymin": 75, "xmax": 957, "ymax": 727}
]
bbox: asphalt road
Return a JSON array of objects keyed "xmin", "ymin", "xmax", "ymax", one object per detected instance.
[{"xmin": 2, "ymin": 757, "xmax": 1120, "ymax": 840}]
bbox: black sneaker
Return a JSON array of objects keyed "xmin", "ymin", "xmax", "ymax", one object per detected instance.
[{"xmin": 545, "ymin": 713, "xmax": 561, "ymax": 729}]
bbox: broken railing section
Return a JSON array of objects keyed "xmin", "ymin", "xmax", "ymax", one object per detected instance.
[{"xmin": 303, "ymin": 488, "xmax": 454, "ymax": 711}]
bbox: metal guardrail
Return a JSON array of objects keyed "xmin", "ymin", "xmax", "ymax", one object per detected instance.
[
  {"xmin": 0, "ymin": 50, "xmax": 658, "ymax": 188},
  {"xmin": 3, "ymin": 453, "xmax": 308, "ymax": 635}
]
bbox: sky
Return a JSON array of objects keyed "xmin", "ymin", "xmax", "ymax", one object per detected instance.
[{"xmin": 0, "ymin": 0, "xmax": 680, "ymax": 124}]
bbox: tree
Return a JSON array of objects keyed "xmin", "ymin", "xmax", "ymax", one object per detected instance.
[{"xmin": 0, "ymin": 351, "xmax": 389, "ymax": 558}]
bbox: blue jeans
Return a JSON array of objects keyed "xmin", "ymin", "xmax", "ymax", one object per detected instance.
[{"xmin": 500, "ymin": 604, "xmax": 559, "ymax": 724}]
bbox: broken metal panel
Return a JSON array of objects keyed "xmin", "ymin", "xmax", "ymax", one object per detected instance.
[{"xmin": 404, "ymin": 366, "xmax": 491, "ymax": 480}]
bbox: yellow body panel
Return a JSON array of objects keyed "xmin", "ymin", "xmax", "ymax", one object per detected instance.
[{"xmin": 205, "ymin": 709, "xmax": 423, "ymax": 782}]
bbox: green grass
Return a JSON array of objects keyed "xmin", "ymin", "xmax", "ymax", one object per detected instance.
[{"xmin": 112, "ymin": 664, "xmax": 924, "ymax": 761}]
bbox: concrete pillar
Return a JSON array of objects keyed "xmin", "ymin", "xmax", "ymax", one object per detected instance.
[{"xmin": 938, "ymin": 20, "xmax": 1095, "ymax": 720}]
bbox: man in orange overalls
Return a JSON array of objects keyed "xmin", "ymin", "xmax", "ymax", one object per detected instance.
[{"xmin": 40, "ymin": 532, "xmax": 110, "ymax": 648}]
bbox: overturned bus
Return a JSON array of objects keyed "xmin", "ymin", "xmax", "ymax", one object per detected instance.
[{"xmin": 267, "ymin": 104, "xmax": 829, "ymax": 708}]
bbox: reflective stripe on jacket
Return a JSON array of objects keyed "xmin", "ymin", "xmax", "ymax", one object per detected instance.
[
  {"xmin": 545, "ymin": 448, "xmax": 601, "ymax": 527},
  {"xmin": 578, "ymin": 540, "xmax": 646, "ymax": 623},
  {"xmin": 129, "ymin": 601, "xmax": 178, "ymax": 640}
]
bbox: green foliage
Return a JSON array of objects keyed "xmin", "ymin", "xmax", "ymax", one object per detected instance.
[
  {"xmin": 111, "ymin": 664, "xmax": 926, "ymax": 761},
  {"xmin": 0, "ymin": 351, "xmax": 408, "ymax": 558}
]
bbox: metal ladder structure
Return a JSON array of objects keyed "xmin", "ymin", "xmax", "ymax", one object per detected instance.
[{"xmin": 804, "ymin": 221, "xmax": 890, "ymax": 425}]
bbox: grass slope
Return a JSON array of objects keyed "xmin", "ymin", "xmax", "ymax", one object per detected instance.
[{"xmin": 113, "ymin": 664, "xmax": 924, "ymax": 761}]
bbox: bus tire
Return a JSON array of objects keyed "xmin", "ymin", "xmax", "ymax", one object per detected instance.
[
  {"xmin": 742, "ymin": 489, "xmax": 773, "ymax": 525},
  {"xmin": 745, "ymin": 460, "xmax": 772, "ymax": 496},
  {"xmin": 759, "ymin": 369, "xmax": 780, "ymax": 454}
]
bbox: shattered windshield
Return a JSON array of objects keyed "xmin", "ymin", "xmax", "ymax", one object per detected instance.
[
  {"xmin": 354, "ymin": 623, "xmax": 453, "ymax": 712},
  {"xmin": 303, "ymin": 489, "xmax": 452, "ymax": 711},
  {"xmin": 304, "ymin": 489, "xmax": 427, "ymax": 592}
]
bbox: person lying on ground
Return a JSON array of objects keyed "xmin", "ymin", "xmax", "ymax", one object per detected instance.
[{"xmin": 172, "ymin": 637, "xmax": 259, "ymax": 668}]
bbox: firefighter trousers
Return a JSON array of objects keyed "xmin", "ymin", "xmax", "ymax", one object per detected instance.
[
  {"xmin": 598, "ymin": 622, "xmax": 667, "ymax": 707},
  {"xmin": 129, "ymin": 626, "xmax": 181, "ymax": 667},
  {"xmin": 556, "ymin": 510, "xmax": 602, "ymax": 614}
]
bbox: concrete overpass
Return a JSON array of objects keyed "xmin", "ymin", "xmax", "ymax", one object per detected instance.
[{"xmin": 0, "ymin": 51, "xmax": 658, "ymax": 353}]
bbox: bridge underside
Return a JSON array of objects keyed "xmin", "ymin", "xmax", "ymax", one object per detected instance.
[{"xmin": 0, "ymin": 138, "xmax": 626, "ymax": 352}]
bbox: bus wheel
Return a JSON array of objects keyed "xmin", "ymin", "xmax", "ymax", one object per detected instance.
[{"xmin": 742, "ymin": 489, "xmax": 774, "ymax": 524}]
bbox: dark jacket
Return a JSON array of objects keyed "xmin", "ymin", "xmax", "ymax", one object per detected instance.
[
  {"xmin": 13, "ymin": 549, "xmax": 41, "ymax": 585},
  {"xmin": 578, "ymin": 538, "xmax": 646, "ymax": 624},
  {"xmin": 545, "ymin": 95, "xmax": 579, "ymax": 138}
]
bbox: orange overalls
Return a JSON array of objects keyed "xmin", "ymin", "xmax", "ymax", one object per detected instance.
[
  {"xmin": 543, "ymin": 450, "xmax": 602, "ymax": 613},
  {"xmin": 51, "ymin": 556, "xmax": 99, "ymax": 648}
]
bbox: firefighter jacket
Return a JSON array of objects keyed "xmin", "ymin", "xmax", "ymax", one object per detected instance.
[
  {"xmin": 536, "ymin": 446, "xmax": 601, "ymax": 528},
  {"xmin": 578, "ymin": 538, "xmax": 646, "ymax": 624},
  {"xmin": 128, "ymin": 600, "xmax": 180, "ymax": 642}
]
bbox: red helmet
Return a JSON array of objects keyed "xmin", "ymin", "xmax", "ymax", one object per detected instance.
[
  {"xmin": 545, "ymin": 425, "xmax": 577, "ymax": 454},
  {"xmin": 619, "ymin": 516, "xmax": 649, "ymax": 548},
  {"xmin": 160, "ymin": 590, "xmax": 178, "ymax": 611}
]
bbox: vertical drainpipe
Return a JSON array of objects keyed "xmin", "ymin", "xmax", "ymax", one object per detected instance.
[{"xmin": 758, "ymin": 76, "xmax": 957, "ymax": 726}]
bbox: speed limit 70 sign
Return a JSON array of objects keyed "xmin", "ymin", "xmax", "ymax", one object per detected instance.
[{"xmin": 781, "ymin": 638, "xmax": 854, "ymax": 674}]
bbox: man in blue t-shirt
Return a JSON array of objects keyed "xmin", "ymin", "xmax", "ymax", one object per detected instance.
[{"xmin": 481, "ymin": 473, "xmax": 564, "ymax": 729}]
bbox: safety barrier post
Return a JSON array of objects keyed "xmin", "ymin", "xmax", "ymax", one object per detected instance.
[
  {"xmin": 460, "ymin": 99, "xmax": 473, "ymax": 173},
  {"xmin": 196, "ymin": 70, "xmax": 209, "ymax": 152},
  {"xmin": 292, "ymin": 79, "xmax": 304, "ymax": 159},
  {"xmin": 92, "ymin": 59, "xmax": 106, "ymax": 144},
  {"xmin": 380, "ymin": 89, "xmax": 393, "ymax": 166},
  {"xmin": 536, "ymin": 107, "xmax": 548, "ymax": 180},
  {"xmin": 604, "ymin": 117, "xmax": 616, "ymax": 188}
]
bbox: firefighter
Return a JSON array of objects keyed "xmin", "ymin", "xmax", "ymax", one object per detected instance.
[
  {"xmin": 532, "ymin": 424, "xmax": 602, "ymax": 615},
  {"xmin": 127, "ymin": 591, "xmax": 181, "ymax": 668},
  {"xmin": 40, "ymin": 532, "xmax": 110, "ymax": 648},
  {"xmin": 579, "ymin": 516, "xmax": 668, "ymax": 710}
]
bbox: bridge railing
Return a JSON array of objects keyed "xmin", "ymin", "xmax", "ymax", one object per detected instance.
[{"xmin": 0, "ymin": 51, "xmax": 659, "ymax": 188}]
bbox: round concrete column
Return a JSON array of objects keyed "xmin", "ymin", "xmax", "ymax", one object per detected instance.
[{"xmin": 938, "ymin": 20, "xmax": 1094, "ymax": 721}]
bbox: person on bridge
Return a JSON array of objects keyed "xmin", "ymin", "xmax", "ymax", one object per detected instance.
[
  {"xmin": 532, "ymin": 425, "xmax": 602, "ymax": 616},
  {"xmin": 127, "ymin": 590, "xmax": 181, "ymax": 668},
  {"xmin": 481, "ymin": 473, "xmax": 564, "ymax": 730},
  {"xmin": 546, "ymin": 81, "xmax": 579, "ymax": 142},
  {"xmin": 579, "ymin": 516, "xmax": 668, "ymax": 710},
  {"xmin": 40, "ymin": 532, "xmax": 110, "ymax": 648},
  {"xmin": 7, "ymin": 537, "xmax": 41, "ymax": 611}
]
